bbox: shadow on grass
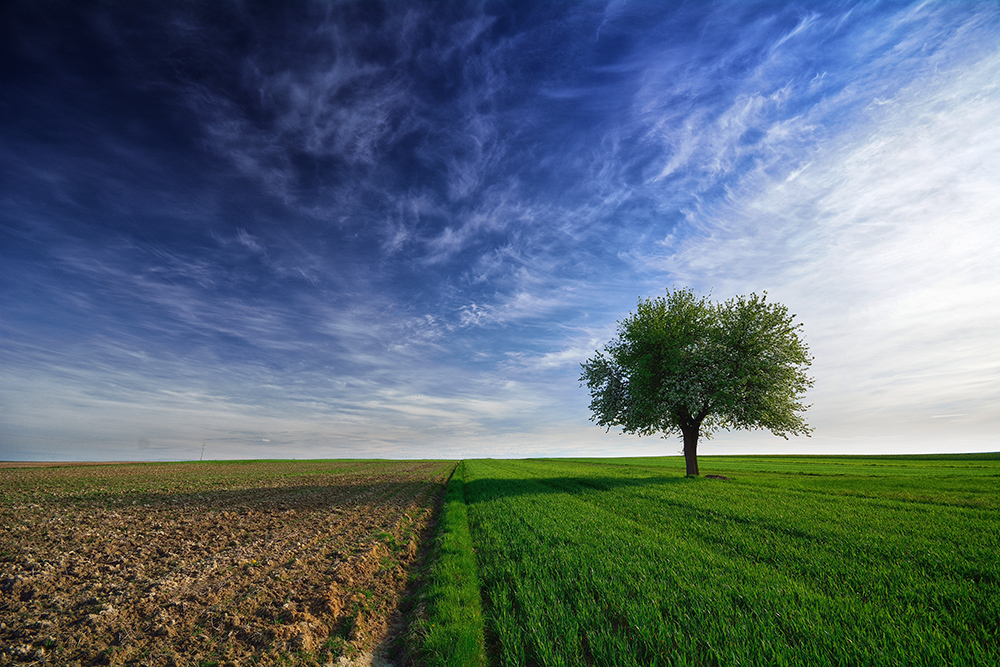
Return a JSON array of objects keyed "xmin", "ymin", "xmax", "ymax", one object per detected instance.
[{"xmin": 464, "ymin": 474, "xmax": 697, "ymax": 504}]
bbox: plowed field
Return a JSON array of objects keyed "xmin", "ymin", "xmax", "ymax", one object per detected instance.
[{"xmin": 0, "ymin": 460, "xmax": 455, "ymax": 667}]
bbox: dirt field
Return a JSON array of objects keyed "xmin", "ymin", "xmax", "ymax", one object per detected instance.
[{"xmin": 0, "ymin": 460, "xmax": 455, "ymax": 666}]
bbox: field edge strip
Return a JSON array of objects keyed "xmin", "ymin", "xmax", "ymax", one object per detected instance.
[{"xmin": 414, "ymin": 460, "xmax": 488, "ymax": 667}]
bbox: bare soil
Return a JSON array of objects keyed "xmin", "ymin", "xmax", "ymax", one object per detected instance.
[{"xmin": 0, "ymin": 460, "xmax": 454, "ymax": 666}]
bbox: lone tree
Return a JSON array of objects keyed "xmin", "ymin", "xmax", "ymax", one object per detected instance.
[{"xmin": 580, "ymin": 288, "xmax": 814, "ymax": 476}]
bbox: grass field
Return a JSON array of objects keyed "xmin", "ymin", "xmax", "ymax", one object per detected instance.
[{"xmin": 462, "ymin": 455, "xmax": 1000, "ymax": 666}]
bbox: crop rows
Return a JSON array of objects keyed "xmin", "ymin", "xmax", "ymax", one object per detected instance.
[
  {"xmin": 0, "ymin": 460, "xmax": 455, "ymax": 666},
  {"xmin": 463, "ymin": 456, "xmax": 1000, "ymax": 666}
]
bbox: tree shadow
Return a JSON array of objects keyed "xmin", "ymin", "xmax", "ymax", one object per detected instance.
[
  {"xmin": 464, "ymin": 473, "xmax": 693, "ymax": 504},
  {"xmin": 464, "ymin": 473, "xmax": 836, "ymax": 547}
]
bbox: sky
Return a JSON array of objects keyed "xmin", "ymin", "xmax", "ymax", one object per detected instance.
[{"xmin": 1, "ymin": 1, "xmax": 998, "ymax": 462}]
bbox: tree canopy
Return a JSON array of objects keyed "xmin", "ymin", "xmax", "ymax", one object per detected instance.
[{"xmin": 580, "ymin": 288, "xmax": 814, "ymax": 476}]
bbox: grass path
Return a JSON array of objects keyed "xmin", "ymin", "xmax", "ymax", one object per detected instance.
[{"xmin": 412, "ymin": 461, "xmax": 488, "ymax": 667}]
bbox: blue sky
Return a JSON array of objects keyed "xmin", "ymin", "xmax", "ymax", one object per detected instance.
[{"xmin": 2, "ymin": 1, "xmax": 998, "ymax": 461}]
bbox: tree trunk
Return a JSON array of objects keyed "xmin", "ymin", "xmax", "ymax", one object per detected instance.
[{"xmin": 681, "ymin": 423, "xmax": 700, "ymax": 476}]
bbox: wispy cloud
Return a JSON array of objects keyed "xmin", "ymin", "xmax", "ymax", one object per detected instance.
[
  {"xmin": 3, "ymin": 1, "xmax": 998, "ymax": 460},
  {"xmin": 636, "ymin": 7, "xmax": 1000, "ymax": 443}
]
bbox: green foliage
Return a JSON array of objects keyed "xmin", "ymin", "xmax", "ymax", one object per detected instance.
[
  {"xmin": 464, "ymin": 456, "xmax": 1000, "ymax": 667},
  {"xmin": 582, "ymin": 288, "xmax": 813, "ymax": 440},
  {"xmin": 712, "ymin": 292, "xmax": 814, "ymax": 434},
  {"xmin": 581, "ymin": 288, "xmax": 814, "ymax": 473}
]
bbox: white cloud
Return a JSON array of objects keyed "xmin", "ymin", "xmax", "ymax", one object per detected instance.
[{"xmin": 644, "ymin": 31, "xmax": 1000, "ymax": 448}]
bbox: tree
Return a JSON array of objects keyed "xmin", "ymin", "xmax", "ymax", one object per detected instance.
[{"xmin": 580, "ymin": 288, "xmax": 814, "ymax": 476}]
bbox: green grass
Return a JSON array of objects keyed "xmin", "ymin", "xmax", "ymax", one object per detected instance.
[
  {"xmin": 462, "ymin": 455, "xmax": 1000, "ymax": 666},
  {"xmin": 417, "ymin": 461, "xmax": 488, "ymax": 667}
]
